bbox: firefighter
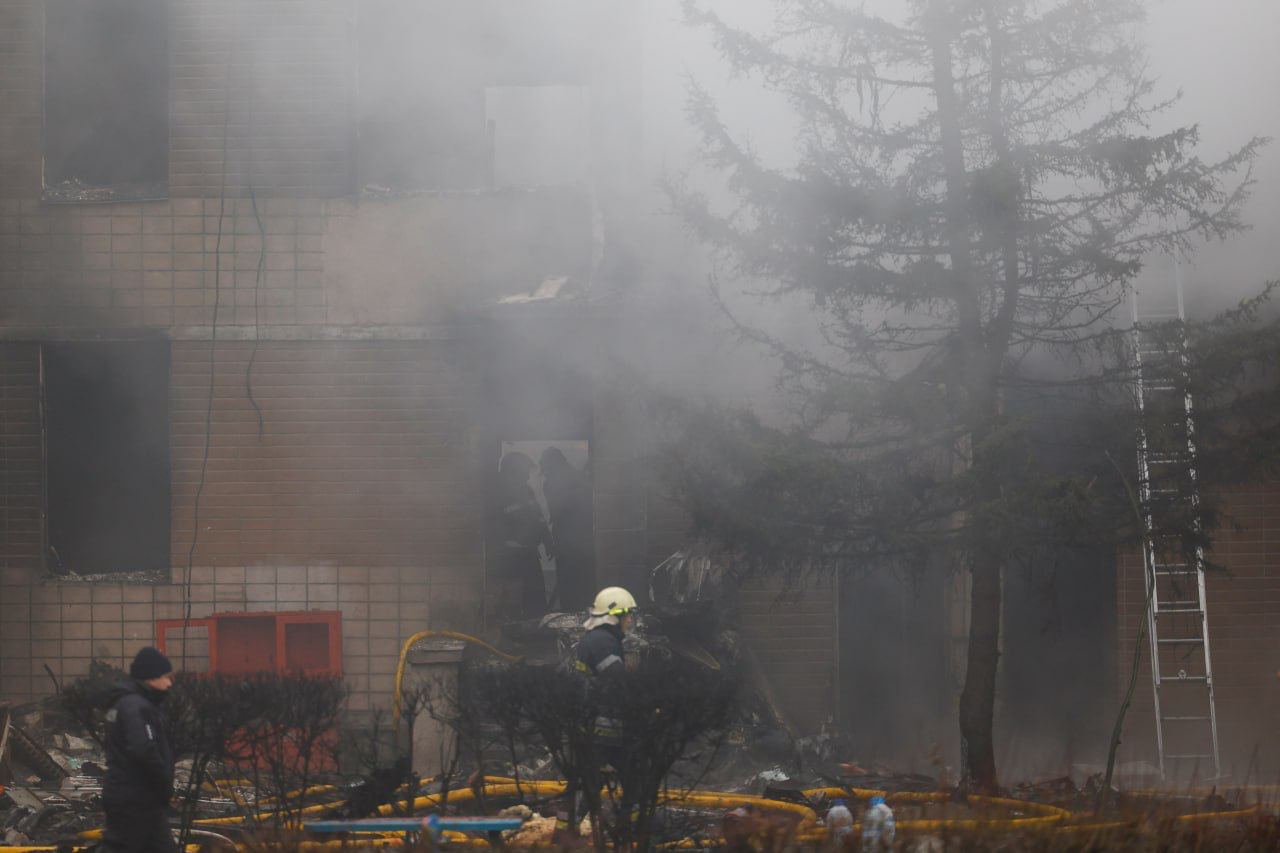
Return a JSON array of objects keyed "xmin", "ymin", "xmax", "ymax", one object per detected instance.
[
  {"xmin": 575, "ymin": 586, "xmax": 637, "ymax": 676},
  {"xmin": 101, "ymin": 646, "xmax": 178, "ymax": 853},
  {"xmin": 556, "ymin": 587, "xmax": 640, "ymax": 844}
]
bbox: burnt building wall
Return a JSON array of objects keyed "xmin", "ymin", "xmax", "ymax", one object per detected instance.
[{"xmin": 0, "ymin": 0, "xmax": 845, "ymax": 731}]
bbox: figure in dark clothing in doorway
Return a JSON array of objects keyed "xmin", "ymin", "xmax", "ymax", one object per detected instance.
[
  {"xmin": 540, "ymin": 447, "xmax": 596, "ymax": 612},
  {"xmin": 496, "ymin": 451, "xmax": 552, "ymax": 618},
  {"xmin": 101, "ymin": 646, "xmax": 177, "ymax": 853}
]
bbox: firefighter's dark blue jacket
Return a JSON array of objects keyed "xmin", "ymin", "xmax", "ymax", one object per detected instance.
[{"xmin": 575, "ymin": 622, "xmax": 625, "ymax": 676}]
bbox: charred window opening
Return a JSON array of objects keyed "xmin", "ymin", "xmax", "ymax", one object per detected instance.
[
  {"xmin": 42, "ymin": 341, "xmax": 170, "ymax": 576},
  {"xmin": 357, "ymin": 1, "xmax": 493, "ymax": 191},
  {"xmin": 491, "ymin": 440, "xmax": 595, "ymax": 618},
  {"xmin": 43, "ymin": 0, "xmax": 169, "ymax": 202},
  {"xmin": 357, "ymin": 1, "xmax": 594, "ymax": 192}
]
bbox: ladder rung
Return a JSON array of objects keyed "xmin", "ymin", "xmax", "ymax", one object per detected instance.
[
  {"xmin": 1157, "ymin": 675, "xmax": 1209, "ymax": 683},
  {"xmin": 1162, "ymin": 715, "xmax": 1211, "ymax": 722},
  {"xmin": 1156, "ymin": 605, "xmax": 1203, "ymax": 614},
  {"xmin": 1157, "ymin": 637, "xmax": 1204, "ymax": 645},
  {"xmin": 1165, "ymin": 753, "xmax": 1213, "ymax": 760}
]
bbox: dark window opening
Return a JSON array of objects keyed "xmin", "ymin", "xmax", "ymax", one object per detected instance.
[
  {"xmin": 43, "ymin": 341, "xmax": 170, "ymax": 576},
  {"xmin": 43, "ymin": 0, "xmax": 169, "ymax": 202}
]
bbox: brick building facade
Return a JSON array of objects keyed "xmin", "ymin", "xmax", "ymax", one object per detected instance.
[
  {"xmin": 0, "ymin": 0, "xmax": 839, "ymax": 730},
  {"xmin": 1117, "ymin": 485, "xmax": 1280, "ymax": 778}
]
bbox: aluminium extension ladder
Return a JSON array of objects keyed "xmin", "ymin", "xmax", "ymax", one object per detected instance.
[{"xmin": 1130, "ymin": 267, "xmax": 1222, "ymax": 782}]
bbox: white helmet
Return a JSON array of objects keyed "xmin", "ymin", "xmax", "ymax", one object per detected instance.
[{"xmin": 589, "ymin": 586, "xmax": 638, "ymax": 617}]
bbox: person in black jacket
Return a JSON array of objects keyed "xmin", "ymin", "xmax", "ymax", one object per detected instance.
[{"xmin": 101, "ymin": 646, "xmax": 177, "ymax": 853}]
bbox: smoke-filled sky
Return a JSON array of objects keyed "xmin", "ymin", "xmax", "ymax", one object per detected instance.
[
  {"xmin": 639, "ymin": 0, "xmax": 1280, "ymax": 313},
  {"xmin": 603, "ymin": 0, "xmax": 1280, "ymax": 416}
]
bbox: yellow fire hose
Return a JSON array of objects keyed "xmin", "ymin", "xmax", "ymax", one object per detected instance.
[{"xmin": 42, "ymin": 776, "xmax": 1271, "ymax": 853}]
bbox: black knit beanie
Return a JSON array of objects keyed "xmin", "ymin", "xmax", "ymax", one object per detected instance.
[{"xmin": 129, "ymin": 646, "xmax": 173, "ymax": 681}]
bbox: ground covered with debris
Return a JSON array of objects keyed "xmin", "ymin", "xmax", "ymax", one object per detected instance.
[{"xmin": 3, "ymin": 672, "xmax": 1279, "ymax": 850}]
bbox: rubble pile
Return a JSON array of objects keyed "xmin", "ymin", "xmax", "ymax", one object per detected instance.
[{"xmin": 1, "ymin": 695, "xmax": 106, "ymax": 846}]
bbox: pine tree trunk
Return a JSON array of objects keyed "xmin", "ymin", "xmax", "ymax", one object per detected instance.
[
  {"xmin": 926, "ymin": 3, "xmax": 1004, "ymax": 791},
  {"xmin": 959, "ymin": 554, "xmax": 1001, "ymax": 791}
]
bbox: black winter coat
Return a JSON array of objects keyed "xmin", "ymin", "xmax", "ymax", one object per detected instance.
[
  {"xmin": 103, "ymin": 680, "xmax": 175, "ymax": 808},
  {"xmin": 575, "ymin": 623, "xmax": 625, "ymax": 676}
]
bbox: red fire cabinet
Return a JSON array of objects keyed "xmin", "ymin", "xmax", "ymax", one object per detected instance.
[{"xmin": 155, "ymin": 610, "xmax": 343, "ymax": 677}]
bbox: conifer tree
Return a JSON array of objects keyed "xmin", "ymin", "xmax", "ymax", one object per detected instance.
[{"xmin": 667, "ymin": 0, "xmax": 1270, "ymax": 789}]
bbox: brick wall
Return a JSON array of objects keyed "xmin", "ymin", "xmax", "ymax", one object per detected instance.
[
  {"xmin": 0, "ymin": 1, "xmax": 41, "ymax": 196},
  {"xmin": 0, "ymin": 198, "xmax": 327, "ymax": 330},
  {"xmin": 170, "ymin": 0, "xmax": 356, "ymax": 198},
  {"xmin": 169, "ymin": 340, "xmax": 480, "ymax": 568},
  {"xmin": 0, "ymin": 566, "xmax": 473, "ymax": 712},
  {"xmin": 738, "ymin": 578, "xmax": 839, "ymax": 734},
  {"xmin": 0, "ymin": 339, "xmax": 486, "ymax": 710},
  {"xmin": 0, "ymin": 0, "xmax": 354, "ymax": 199},
  {"xmin": 1117, "ymin": 484, "xmax": 1280, "ymax": 777}
]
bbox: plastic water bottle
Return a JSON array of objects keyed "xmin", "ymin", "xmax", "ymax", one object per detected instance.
[
  {"xmin": 825, "ymin": 798, "xmax": 855, "ymax": 844},
  {"xmin": 861, "ymin": 796, "xmax": 895, "ymax": 849}
]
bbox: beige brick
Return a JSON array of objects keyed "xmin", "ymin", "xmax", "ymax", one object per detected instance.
[
  {"xmin": 337, "ymin": 583, "xmax": 368, "ymax": 602},
  {"xmin": 111, "ymin": 234, "xmax": 141, "ymax": 253},
  {"xmin": 31, "ymin": 586, "xmax": 58, "ymax": 606},
  {"xmin": 92, "ymin": 619, "xmax": 123, "ymax": 639},
  {"xmin": 398, "ymin": 601, "xmax": 427, "ymax": 622},
  {"xmin": 153, "ymin": 585, "xmax": 184, "ymax": 603},
  {"xmin": 62, "ymin": 658, "xmax": 91, "ymax": 678},
  {"xmin": 246, "ymin": 584, "xmax": 276, "ymax": 603},
  {"xmin": 31, "ymin": 602, "xmax": 59, "ymax": 622},
  {"xmin": 337, "ymin": 567, "xmax": 367, "ymax": 583},
  {"xmin": 214, "ymin": 566, "xmax": 246, "ymax": 584},
  {"xmin": 308, "ymin": 584, "xmax": 338, "ymax": 604},
  {"xmin": 122, "ymin": 603, "xmax": 154, "ymax": 621},
  {"xmin": 246, "ymin": 566, "xmax": 276, "ymax": 584},
  {"xmin": 307, "ymin": 566, "xmax": 337, "ymax": 583},
  {"xmin": 369, "ymin": 584, "xmax": 398, "ymax": 602},
  {"xmin": 64, "ymin": 641, "xmax": 94, "ymax": 658},
  {"xmin": 92, "ymin": 639, "xmax": 124, "ymax": 658},
  {"xmin": 368, "ymin": 602, "xmax": 396, "ymax": 621},
  {"xmin": 59, "ymin": 586, "xmax": 90, "ymax": 604},
  {"xmin": 277, "ymin": 566, "xmax": 307, "ymax": 584},
  {"xmin": 154, "ymin": 602, "xmax": 184, "ymax": 620},
  {"xmin": 185, "ymin": 583, "xmax": 213, "ymax": 603},
  {"xmin": 124, "ymin": 621, "xmax": 153, "ymax": 642},
  {"xmin": 122, "ymin": 585, "xmax": 155, "ymax": 603},
  {"xmin": 277, "ymin": 583, "xmax": 307, "ymax": 602},
  {"xmin": 62, "ymin": 621, "xmax": 91, "ymax": 640},
  {"xmin": 214, "ymin": 584, "xmax": 246, "ymax": 603},
  {"xmin": 31, "ymin": 621, "xmax": 60, "ymax": 640},
  {"xmin": 369, "ymin": 567, "xmax": 397, "ymax": 584},
  {"xmin": 61, "ymin": 603, "xmax": 92, "ymax": 621},
  {"xmin": 91, "ymin": 586, "xmax": 123, "ymax": 604},
  {"xmin": 338, "ymin": 601, "xmax": 368, "ymax": 620}
]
